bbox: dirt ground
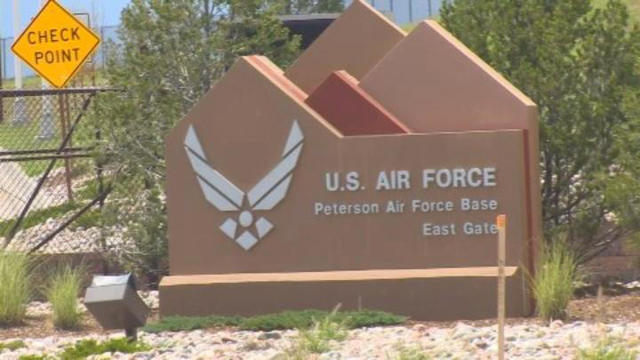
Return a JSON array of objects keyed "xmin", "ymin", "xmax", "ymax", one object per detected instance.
[
  {"xmin": 0, "ymin": 310, "xmax": 160, "ymax": 340},
  {"xmin": 0, "ymin": 313, "xmax": 103, "ymax": 340}
]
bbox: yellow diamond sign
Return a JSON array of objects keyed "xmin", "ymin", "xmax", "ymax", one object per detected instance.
[{"xmin": 11, "ymin": 0, "xmax": 101, "ymax": 88}]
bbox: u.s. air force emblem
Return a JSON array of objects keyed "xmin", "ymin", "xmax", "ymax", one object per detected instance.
[{"xmin": 184, "ymin": 120, "xmax": 304, "ymax": 250}]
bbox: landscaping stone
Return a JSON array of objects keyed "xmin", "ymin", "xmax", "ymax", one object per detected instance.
[
  {"xmin": 4, "ymin": 290, "xmax": 640, "ymax": 359},
  {"xmin": 4, "ymin": 321, "xmax": 637, "ymax": 359}
]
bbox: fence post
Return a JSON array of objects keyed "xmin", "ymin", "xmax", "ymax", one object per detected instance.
[
  {"xmin": 496, "ymin": 214, "xmax": 507, "ymax": 360},
  {"xmin": 408, "ymin": 0, "xmax": 413, "ymax": 23},
  {"xmin": 59, "ymin": 93, "xmax": 74, "ymax": 202}
]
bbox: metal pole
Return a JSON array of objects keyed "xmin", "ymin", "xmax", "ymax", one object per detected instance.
[
  {"xmin": 428, "ymin": 0, "xmax": 432, "ymax": 17},
  {"xmin": 408, "ymin": 0, "xmax": 413, "ymax": 23},
  {"xmin": 125, "ymin": 327, "xmax": 138, "ymax": 342},
  {"xmin": 11, "ymin": 0, "xmax": 22, "ymax": 90},
  {"xmin": 11, "ymin": 0, "xmax": 26, "ymax": 125},
  {"xmin": 496, "ymin": 214, "xmax": 506, "ymax": 360},
  {"xmin": 59, "ymin": 93, "xmax": 74, "ymax": 201},
  {"xmin": 39, "ymin": 0, "xmax": 55, "ymax": 139}
]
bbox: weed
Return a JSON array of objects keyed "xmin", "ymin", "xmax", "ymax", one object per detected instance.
[
  {"xmin": 46, "ymin": 265, "xmax": 84, "ymax": 329},
  {"xmin": 392, "ymin": 344, "xmax": 431, "ymax": 360},
  {"xmin": 285, "ymin": 307, "xmax": 348, "ymax": 357},
  {"xmin": 59, "ymin": 338, "xmax": 151, "ymax": 360},
  {"xmin": 0, "ymin": 251, "xmax": 32, "ymax": 325},
  {"xmin": 0, "ymin": 340, "xmax": 26, "ymax": 351},
  {"xmin": 299, "ymin": 313, "xmax": 348, "ymax": 353},
  {"xmin": 18, "ymin": 355, "xmax": 50, "ymax": 360}
]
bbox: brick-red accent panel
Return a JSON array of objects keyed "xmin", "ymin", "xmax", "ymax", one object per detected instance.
[{"xmin": 305, "ymin": 71, "xmax": 411, "ymax": 135}]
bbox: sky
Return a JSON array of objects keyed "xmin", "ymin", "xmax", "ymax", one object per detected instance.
[
  {"xmin": 0, "ymin": 0, "xmax": 131, "ymax": 38},
  {"xmin": 1, "ymin": 0, "xmax": 443, "ymax": 38}
]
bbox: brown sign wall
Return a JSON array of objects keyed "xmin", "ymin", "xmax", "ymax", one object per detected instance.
[
  {"xmin": 167, "ymin": 59, "xmax": 529, "ymax": 274},
  {"xmin": 160, "ymin": 0, "xmax": 541, "ymax": 321}
]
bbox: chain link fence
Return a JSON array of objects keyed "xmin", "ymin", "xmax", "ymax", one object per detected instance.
[{"xmin": 0, "ymin": 88, "xmax": 109, "ymax": 255}]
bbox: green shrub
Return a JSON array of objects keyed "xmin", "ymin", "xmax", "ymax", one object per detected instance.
[
  {"xmin": 344, "ymin": 310, "xmax": 407, "ymax": 329},
  {"xmin": 46, "ymin": 265, "xmax": 83, "ymax": 329},
  {"xmin": 239, "ymin": 310, "xmax": 328, "ymax": 331},
  {"xmin": 0, "ymin": 251, "xmax": 32, "ymax": 325},
  {"xmin": 532, "ymin": 240, "xmax": 578, "ymax": 320},
  {"xmin": 59, "ymin": 338, "xmax": 151, "ymax": 360},
  {"xmin": 240, "ymin": 309, "xmax": 406, "ymax": 332},
  {"xmin": 144, "ymin": 309, "xmax": 407, "ymax": 333},
  {"xmin": 143, "ymin": 315, "xmax": 242, "ymax": 333},
  {"xmin": 0, "ymin": 340, "xmax": 25, "ymax": 350},
  {"xmin": 578, "ymin": 337, "xmax": 637, "ymax": 360}
]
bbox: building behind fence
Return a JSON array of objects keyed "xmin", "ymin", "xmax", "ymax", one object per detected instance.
[{"xmin": 0, "ymin": 0, "xmax": 444, "ymax": 81}]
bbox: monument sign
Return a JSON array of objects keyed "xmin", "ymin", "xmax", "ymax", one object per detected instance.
[{"xmin": 160, "ymin": 0, "xmax": 541, "ymax": 321}]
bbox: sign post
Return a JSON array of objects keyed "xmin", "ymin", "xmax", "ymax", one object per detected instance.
[
  {"xmin": 496, "ymin": 214, "xmax": 507, "ymax": 360},
  {"xmin": 11, "ymin": 0, "xmax": 100, "ymax": 88},
  {"xmin": 11, "ymin": 0, "xmax": 27, "ymax": 125},
  {"xmin": 37, "ymin": 0, "xmax": 54, "ymax": 140}
]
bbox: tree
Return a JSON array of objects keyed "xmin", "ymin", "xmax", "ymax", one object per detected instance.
[
  {"xmin": 441, "ymin": 0, "xmax": 640, "ymax": 263},
  {"xmin": 91, "ymin": 0, "xmax": 301, "ymax": 286},
  {"xmin": 282, "ymin": 0, "xmax": 344, "ymax": 14}
]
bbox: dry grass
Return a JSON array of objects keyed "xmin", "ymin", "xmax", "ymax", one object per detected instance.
[
  {"xmin": 0, "ymin": 251, "xmax": 31, "ymax": 325},
  {"xmin": 532, "ymin": 241, "xmax": 579, "ymax": 320},
  {"xmin": 46, "ymin": 265, "xmax": 83, "ymax": 330}
]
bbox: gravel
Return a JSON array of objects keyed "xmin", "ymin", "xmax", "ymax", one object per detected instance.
[
  {"xmin": 1, "ymin": 289, "xmax": 639, "ymax": 359},
  {"xmin": 1, "ymin": 320, "xmax": 639, "ymax": 359},
  {"xmin": 3, "ymin": 286, "xmax": 640, "ymax": 359}
]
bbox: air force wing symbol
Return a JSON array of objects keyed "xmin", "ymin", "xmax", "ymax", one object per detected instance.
[{"xmin": 184, "ymin": 121, "xmax": 304, "ymax": 250}]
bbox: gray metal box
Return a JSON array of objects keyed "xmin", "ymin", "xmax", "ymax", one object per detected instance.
[{"xmin": 84, "ymin": 274, "xmax": 149, "ymax": 330}]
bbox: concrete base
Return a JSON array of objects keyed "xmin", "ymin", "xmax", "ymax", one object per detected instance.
[{"xmin": 159, "ymin": 267, "xmax": 531, "ymax": 321}]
